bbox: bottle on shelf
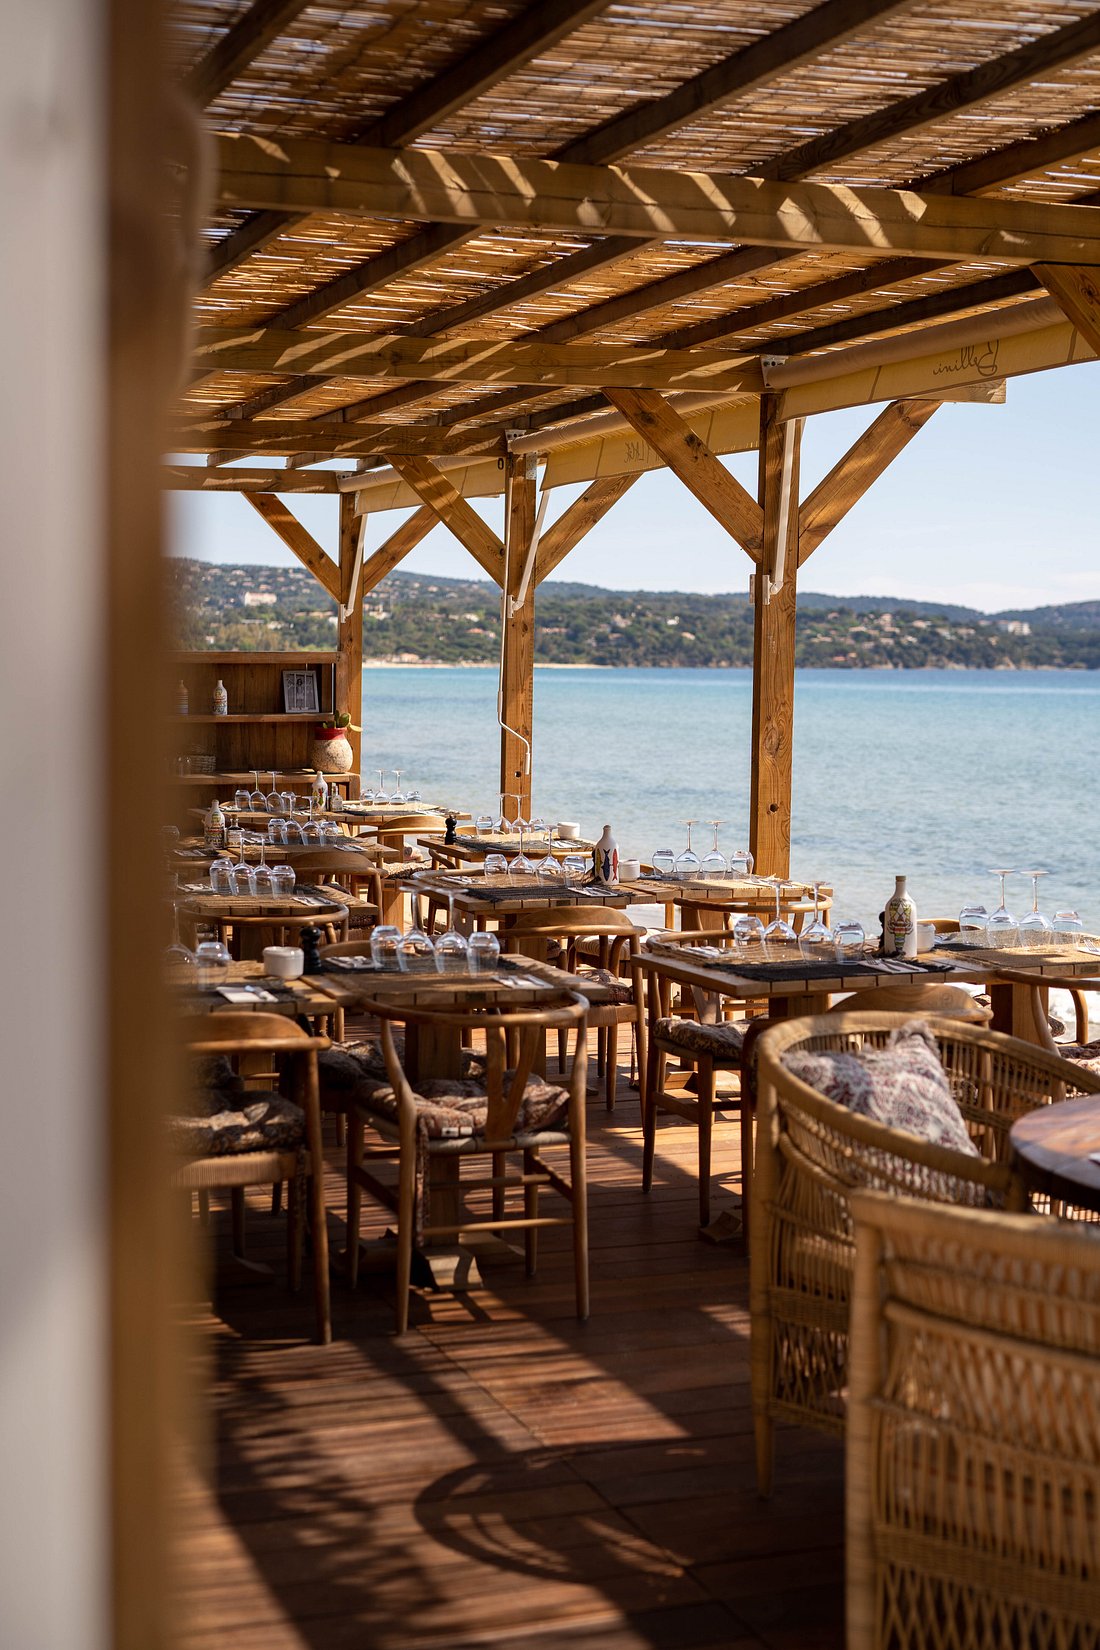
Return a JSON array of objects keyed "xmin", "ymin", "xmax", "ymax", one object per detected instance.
[
  {"xmin": 593, "ymin": 824, "xmax": 619, "ymax": 886},
  {"xmin": 883, "ymin": 874, "xmax": 917, "ymax": 959},
  {"xmin": 177, "ymin": 679, "xmax": 189, "ymax": 716},
  {"xmin": 212, "ymin": 678, "xmax": 228, "ymax": 716},
  {"xmin": 204, "ymin": 798, "xmax": 227, "ymax": 852},
  {"xmin": 311, "ymin": 770, "xmax": 329, "ymax": 813}
]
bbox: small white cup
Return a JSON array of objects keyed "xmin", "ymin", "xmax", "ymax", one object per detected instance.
[
  {"xmin": 555, "ymin": 821, "xmax": 580, "ymax": 840},
  {"xmin": 263, "ymin": 945, "xmax": 304, "ymax": 980},
  {"xmin": 619, "ymin": 858, "xmax": 641, "ymax": 881},
  {"xmin": 916, "ymin": 923, "xmax": 936, "ymax": 953}
]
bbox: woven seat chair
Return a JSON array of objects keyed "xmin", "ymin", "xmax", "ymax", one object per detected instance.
[
  {"xmin": 502, "ymin": 907, "xmax": 644, "ymax": 1111},
  {"xmin": 847, "ymin": 1189, "xmax": 1100, "ymax": 1650},
  {"xmin": 750, "ymin": 1012, "xmax": 1100, "ymax": 1495},
  {"xmin": 173, "ymin": 1013, "xmax": 332, "ymax": 1344},
  {"xmin": 990, "ymin": 967, "xmax": 1099, "ymax": 1070},
  {"xmin": 638, "ymin": 930, "xmax": 752, "ymax": 1232},
  {"xmin": 346, "ymin": 991, "xmax": 590, "ymax": 1333}
]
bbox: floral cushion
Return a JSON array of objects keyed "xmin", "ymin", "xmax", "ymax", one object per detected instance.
[
  {"xmin": 318, "ymin": 1037, "xmax": 484, "ymax": 1110},
  {"xmin": 168, "ymin": 1094, "xmax": 305, "ymax": 1158},
  {"xmin": 575, "ymin": 966, "xmax": 635, "ymax": 1005},
  {"xmin": 1060, "ymin": 1041, "xmax": 1100, "ymax": 1078},
  {"xmin": 782, "ymin": 1021, "xmax": 978, "ymax": 1158},
  {"xmin": 655, "ymin": 1016, "xmax": 745, "ymax": 1061}
]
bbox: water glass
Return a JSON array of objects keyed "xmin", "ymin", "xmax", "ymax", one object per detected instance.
[
  {"xmin": 233, "ymin": 788, "xmax": 251, "ymax": 812},
  {"xmin": 732, "ymin": 914, "xmax": 766, "ymax": 951},
  {"xmin": 651, "ymin": 848, "xmax": 675, "ymax": 880},
  {"xmin": 268, "ymin": 818, "xmax": 289, "ymax": 846},
  {"xmin": 958, "ymin": 904, "xmax": 988, "ymax": 946},
  {"xmin": 270, "ymin": 864, "xmax": 296, "ymax": 898},
  {"xmin": 208, "ymin": 860, "xmax": 234, "ymax": 896},
  {"xmin": 562, "ymin": 854, "xmax": 587, "ymax": 888},
  {"xmin": 833, "ymin": 920, "xmax": 866, "ymax": 962},
  {"xmin": 370, "ymin": 925, "xmax": 402, "ymax": 969},
  {"xmin": 475, "ymin": 813, "xmax": 495, "ymax": 837},
  {"xmin": 1053, "ymin": 910, "xmax": 1084, "ymax": 948},
  {"xmin": 194, "ymin": 940, "xmax": 231, "ymax": 988},
  {"xmin": 468, "ymin": 930, "xmax": 501, "ymax": 973},
  {"xmin": 485, "ymin": 852, "xmax": 509, "ymax": 878}
]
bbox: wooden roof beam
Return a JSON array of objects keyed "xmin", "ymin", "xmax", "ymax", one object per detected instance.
[
  {"xmin": 185, "ymin": 0, "xmax": 312, "ymax": 107},
  {"xmin": 533, "ymin": 474, "xmax": 639, "ymax": 583},
  {"xmin": 162, "ymin": 465, "xmax": 340, "ymax": 492},
  {"xmin": 797, "ymin": 399, "xmax": 941, "ymax": 564},
  {"xmin": 360, "ymin": 506, "xmax": 437, "ymax": 595},
  {"xmin": 1033, "ymin": 264, "xmax": 1100, "ymax": 356},
  {"xmin": 171, "ymin": 418, "xmax": 506, "ymax": 459},
  {"xmin": 387, "ymin": 456, "xmax": 505, "ymax": 583},
  {"xmin": 602, "ymin": 389, "xmax": 762, "ymax": 561},
  {"xmin": 242, "ymin": 494, "xmax": 343, "ymax": 599}
]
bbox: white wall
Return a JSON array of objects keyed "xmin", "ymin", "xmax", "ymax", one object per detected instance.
[{"xmin": 0, "ymin": 1, "xmax": 107, "ymax": 1646}]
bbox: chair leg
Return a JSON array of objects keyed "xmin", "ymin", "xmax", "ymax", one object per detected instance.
[
  {"xmin": 740, "ymin": 1088, "xmax": 754, "ymax": 1255},
  {"xmin": 557, "ymin": 1028, "xmax": 567, "ymax": 1074},
  {"xmin": 334, "ymin": 1113, "xmax": 346, "ymax": 1149},
  {"xmin": 197, "ymin": 1189, "xmax": 210, "ymax": 1225},
  {"xmin": 523, "ymin": 1149, "xmax": 538, "ymax": 1277},
  {"xmin": 395, "ymin": 1142, "xmax": 417, "ymax": 1336},
  {"xmin": 569, "ymin": 1137, "xmax": 589, "ymax": 1323},
  {"xmin": 697, "ymin": 1060, "xmax": 715, "ymax": 1230},
  {"xmin": 754, "ymin": 1410, "xmax": 775, "ymax": 1500},
  {"xmin": 346, "ymin": 1115, "xmax": 363, "ymax": 1288},
  {"xmin": 605, "ymin": 1021, "xmax": 619, "ymax": 1111},
  {"xmin": 231, "ymin": 1187, "xmax": 246, "ymax": 1257},
  {"xmin": 288, "ymin": 1171, "xmax": 303, "ymax": 1291},
  {"xmin": 270, "ymin": 1182, "xmax": 282, "ymax": 1216},
  {"xmin": 642, "ymin": 1048, "xmax": 663, "ymax": 1193},
  {"xmin": 492, "ymin": 1150, "xmax": 506, "ymax": 1222}
]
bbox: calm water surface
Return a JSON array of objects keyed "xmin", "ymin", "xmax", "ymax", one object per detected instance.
[{"xmin": 360, "ymin": 667, "xmax": 1098, "ymax": 934}]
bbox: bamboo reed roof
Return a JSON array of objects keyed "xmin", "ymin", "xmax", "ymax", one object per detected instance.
[{"xmin": 167, "ymin": 0, "xmax": 1100, "ymax": 476}]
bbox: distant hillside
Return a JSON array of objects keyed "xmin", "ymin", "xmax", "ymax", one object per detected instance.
[{"xmin": 169, "ymin": 559, "xmax": 1100, "ymax": 670}]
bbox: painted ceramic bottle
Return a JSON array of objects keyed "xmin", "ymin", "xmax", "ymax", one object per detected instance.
[
  {"xmin": 884, "ymin": 874, "xmax": 917, "ymax": 959},
  {"xmin": 594, "ymin": 824, "xmax": 619, "ymax": 886},
  {"xmin": 213, "ymin": 678, "xmax": 228, "ymax": 715},
  {"xmin": 311, "ymin": 769, "xmax": 329, "ymax": 813},
  {"xmin": 204, "ymin": 798, "xmax": 226, "ymax": 852},
  {"xmin": 177, "ymin": 679, "xmax": 189, "ymax": 716}
]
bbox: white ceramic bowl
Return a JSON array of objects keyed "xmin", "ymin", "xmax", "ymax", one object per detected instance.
[
  {"xmin": 916, "ymin": 923, "xmax": 936, "ymax": 953},
  {"xmin": 263, "ymin": 945, "xmax": 304, "ymax": 980},
  {"xmin": 555, "ymin": 821, "xmax": 580, "ymax": 840},
  {"xmin": 619, "ymin": 858, "xmax": 641, "ymax": 881}
]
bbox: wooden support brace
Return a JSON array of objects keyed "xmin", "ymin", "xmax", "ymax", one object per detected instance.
[
  {"xmin": 500, "ymin": 455, "xmax": 537, "ymax": 817},
  {"xmin": 798, "ymin": 398, "xmax": 941, "ymax": 564},
  {"xmin": 534, "ymin": 474, "xmax": 638, "ymax": 583},
  {"xmin": 749, "ymin": 397, "xmax": 802, "ymax": 880},
  {"xmin": 1032, "ymin": 263, "xmax": 1100, "ymax": 356},
  {"xmin": 242, "ymin": 493, "xmax": 342, "ymax": 600},
  {"xmin": 336, "ymin": 494, "xmax": 363, "ymax": 775},
  {"xmin": 602, "ymin": 388, "xmax": 762, "ymax": 559},
  {"xmin": 388, "ymin": 454, "xmax": 504, "ymax": 584},
  {"xmin": 360, "ymin": 505, "xmax": 436, "ymax": 595}
]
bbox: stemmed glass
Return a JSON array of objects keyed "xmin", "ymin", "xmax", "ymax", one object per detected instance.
[
  {"xmin": 391, "ymin": 769, "xmax": 405, "ymax": 805},
  {"xmin": 674, "ymin": 820, "xmax": 700, "ymax": 881},
  {"xmin": 375, "ymin": 768, "xmax": 390, "ymax": 805},
  {"xmin": 265, "ymin": 771, "xmax": 283, "ymax": 812},
  {"xmin": 986, "ymin": 868, "xmax": 1019, "ymax": 948},
  {"xmin": 700, "ymin": 821, "xmax": 727, "ymax": 880},
  {"xmin": 763, "ymin": 880, "xmax": 799, "ymax": 955},
  {"xmin": 248, "ymin": 770, "xmax": 265, "ymax": 810},
  {"xmin": 434, "ymin": 896, "xmax": 469, "ymax": 974},
  {"xmin": 397, "ymin": 920, "xmax": 435, "ymax": 974},
  {"xmin": 651, "ymin": 847, "xmax": 675, "ymax": 880},
  {"xmin": 798, "ymin": 882, "xmax": 834, "ymax": 960},
  {"xmin": 497, "ymin": 794, "xmax": 516, "ymax": 834},
  {"xmin": 1017, "ymin": 870, "xmax": 1052, "ymax": 948},
  {"xmin": 510, "ymin": 820, "xmax": 535, "ymax": 877}
]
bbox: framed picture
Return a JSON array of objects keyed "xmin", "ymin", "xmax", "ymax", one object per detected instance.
[{"xmin": 281, "ymin": 668, "xmax": 321, "ymax": 714}]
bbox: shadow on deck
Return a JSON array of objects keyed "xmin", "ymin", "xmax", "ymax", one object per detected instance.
[{"xmin": 174, "ymin": 1043, "xmax": 845, "ymax": 1650}]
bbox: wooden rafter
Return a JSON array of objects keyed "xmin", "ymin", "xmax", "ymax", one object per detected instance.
[
  {"xmin": 797, "ymin": 400, "xmax": 941, "ymax": 565},
  {"xmin": 359, "ymin": 505, "xmax": 437, "ymax": 595},
  {"xmin": 534, "ymin": 475, "xmax": 639, "ymax": 583},
  {"xmin": 602, "ymin": 389, "xmax": 763, "ymax": 560},
  {"xmin": 388, "ymin": 455, "xmax": 505, "ymax": 583},
  {"xmin": 171, "ymin": 418, "xmax": 506, "ymax": 459},
  {"xmin": 243, "ymin": 494, "xmax": 343, "ymax": 600},
  {"xmin": 192, "ymin": 327, "xmax": 767, "ymax": 392},
  {"xmin": 1032, "ymin": 263, "xmax": 1100, "ymax": 356},
  {"xmin": 215, "ymin": 135, "xmax": 1100, "ymax": 269},
  {"xmin": 162, "ymin": 465, "xmax": 340, "ymax": 492},
  {"xmin": 185, "ymin": 0, "xmax": 311, "ymax": 107}
]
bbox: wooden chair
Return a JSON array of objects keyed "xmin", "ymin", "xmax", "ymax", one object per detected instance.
[
  {"xmin": 989, "ymin": 966, "xmax": 1097, "ymax": 1060},
  {"xmin": 827, "ymin": 981, "xmax": 992, "ymax": 1025},
  {"xmin": 179, "ymin": 900, "xmax": 348, "ymax": 961},
  {"xmin": 847, "ymin": 1189, "xmax": 1100, "ymax": 1650},
  {"xmin": 637, "ymin": 930, "xmax": 752, "ymax": 1232},
  {"xmin": 173, "ymin": 1013, "xmax": 332, "ymax": 1344},
  {"xmin": 502, "ymin": 907, "xmax": 645, "ymax": 1111},
  {"xmin": 750, "ymin": 1011, "xmax": 1100, "ymax": 1495},
  {"xmin": 345, "ymin": 992, "xmax": 590, "ymax": 1333}
]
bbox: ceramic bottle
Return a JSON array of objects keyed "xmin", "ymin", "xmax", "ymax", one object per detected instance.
[
  {"xmin": 594, "ymin": 824, "xmax": 619, "ymax": 886},
  {"xmin": 213, "ymin": 678, "xmax": 228, "ymax": 715},
  {"xmin": 204, "ymin": 798, "xmax": 226, "ymax": 852},
  {"xmin": 883, "ymin": 874, "xmax": 917, "ymax": 958}
]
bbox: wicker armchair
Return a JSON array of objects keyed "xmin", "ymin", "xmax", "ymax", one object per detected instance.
[
  {"xmin": 847, "ymin": 1189, "xmax": 1100, "ymax": 1650},
  {"xmin": 750, "ymin": 1012, "xmax": 1100, "ymax": 1495}
]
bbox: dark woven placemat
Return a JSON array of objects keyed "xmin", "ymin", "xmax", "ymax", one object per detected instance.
[{"xmin": 682, "ymin": 956, "xmax": 958, "ymax": 982}]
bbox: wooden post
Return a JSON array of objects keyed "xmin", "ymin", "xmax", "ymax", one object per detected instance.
[
  {"xmin": 337, "ymin": 494, "xmax": 364, "ymax": 779},
  {"xmin": 500, "ymin": 453, "xmax": 537, "ymax": 817},
  {"xmin": 749, "ymin": 397, "xmax": 802, "ymax": 878}
]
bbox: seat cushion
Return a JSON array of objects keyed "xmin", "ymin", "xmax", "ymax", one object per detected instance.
[
  {"xmin": 168, "ymin": 1094, "xmax": 305, "ymax": 1158},
  {"xmin": 655, "ymin": 1016, "xmax": 745, "ymax": 1061},
  {"xmin": 1060, "ymin": 1041, "xmax": 1100, "ymax": 1077},
  {"xmin": 782, "ymin": 1020, "xmax": 978, "ymax": 1158},
  {"xmin": 319, "ymin": 1037, "xmax": 485, "ymax": 1110},
  {"xmin": 575, "ymin": 966, "xmax": 634, "ymax": 1005}
]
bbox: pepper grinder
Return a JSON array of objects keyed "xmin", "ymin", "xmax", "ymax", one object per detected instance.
[
  {"xmin": 444, "ymin": 814, "xmax": 457, "ymax": 845},
  {"xmin": 300, "ymin": 925, "xmax": 324, "ymax": 976}
]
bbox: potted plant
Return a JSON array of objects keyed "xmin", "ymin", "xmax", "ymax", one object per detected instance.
[{"xmin": 309, "ymin": 710, "xmax": 355, "ymax": 774}]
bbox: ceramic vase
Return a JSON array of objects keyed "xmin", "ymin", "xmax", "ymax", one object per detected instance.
[
  {"xmin": 884, "ymin": 874, "xmax": 917, "ymax": 959},
  {"xmin": 310, "ymin": 729, "xmax": 354, "ymax": 773}
]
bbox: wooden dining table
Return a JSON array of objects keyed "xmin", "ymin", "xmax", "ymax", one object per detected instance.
[
  {"xmin": 1010, "ymin": 1093, "xmax": 1100, "ymax": 1213},
  {"xmin": 168, "ymin": 958, "xmax": 340, "ymax": 1024}
]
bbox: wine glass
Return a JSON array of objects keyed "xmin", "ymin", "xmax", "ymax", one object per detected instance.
[
  {"xmin": 498, "ymin": 794, "xmax": 516, "ymax": 834},
  {"xmin": 468, "ymin": 929, "xmax": 501, "ymax": 974},
  {"xmin": 651, "ymin": 847, "xmax": 675, "ymax": 880},
  {"xmin": 266, "ymin": 771, "xmax": 282, "ymax": 812},
  {"xmin": 732, "ymin": 914, "xmax": 766, "ymax": 951},
  {"xmin": 248, "ymin": 771, "xmax": 265, "ymax": 810},
  {"xmin": 370, "ymin": 924, "xmax": 402, "ymax": 969},
  {"xmin": 375, "ymin": 768, "xmax": 390, "ymax": 804},
  {"xmin": 510, "ymin": 820, "xmax": 535, "ymax": 877},
  {"xmin": 674, "ymin": 820, "xmax": 700, "ymax": 881},
  {"xmin": 833, "ymin": 920, "xmax": 866, "ymax": 962},
  {"xmin": 397, "ymin": 922, "xmax": 435, "ymax": 974},
  {"xmin": 536, "ymin": 846, "xmax": 561, "ymax": 883},
  {"xmin": 986, "ymin": 869, "xmax": 1018, "ymax": 948},
  {"xmin": 252, "ymin": 861, "xmax": 275, "ymax": 899},
  {"xmin": 434, "ymin": 897, "xmax": 469, "ymax": 974},
  {"xmin": 700, "ymin": 821, "xmax": 727, "ymax": 880},
  {"xmin": 958, "ymin": 904, "xmax": 988, "ymax": 947},
  {"xmin": 763, "ymin": 881, "xmax": 799, "ymax": 955},
  {"xmin": 799, "ymin": 882, "xmax": 834, "ymax": 960},
  {"xmin": 1017, "ymin": 869, "xmax": 1052, "ymax": 948},
  {"xmin": 391, "ymin": 769, "xmax": 405, "ymax": 805}
]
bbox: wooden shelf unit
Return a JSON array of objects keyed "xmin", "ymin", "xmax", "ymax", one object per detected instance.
[{"xmin": 170, "ymin": 652, "xmax": 359, "ymax": 818}]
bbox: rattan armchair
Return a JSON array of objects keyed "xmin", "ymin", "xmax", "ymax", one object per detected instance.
[
  {"xmin": 750, "ymin": 1011, "xmax": 1100, "ymax": 1495},
  {"xmin": 847, "ymin": 1189, "xmax": 1100, "ymax": 1650}
]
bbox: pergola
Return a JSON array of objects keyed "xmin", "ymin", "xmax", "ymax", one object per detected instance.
[{"xmin": 168, "ymin": 0, "xmax": 1100, "ymax": 873}]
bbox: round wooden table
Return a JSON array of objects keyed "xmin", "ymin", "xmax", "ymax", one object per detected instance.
[{"xmin": 1010, "ymin": 1094, "xmax": 1100, "ymax": 1214}]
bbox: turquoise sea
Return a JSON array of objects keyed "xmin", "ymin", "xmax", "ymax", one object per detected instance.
[{"xmin": 360, "ymin": 667, "xmax": 1098, "ymax": 935}]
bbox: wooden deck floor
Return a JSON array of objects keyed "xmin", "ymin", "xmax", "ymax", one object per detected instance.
[{"xmin": 174, "ymin": 1046, "xmax": 845, "ymax": 1650}]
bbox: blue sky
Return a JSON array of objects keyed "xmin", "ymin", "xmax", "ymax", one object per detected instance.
[{"xmin": 170, "ymin": 360, "xmax": 1100, "ymax": 612}]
